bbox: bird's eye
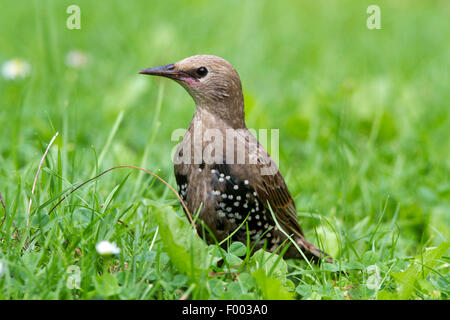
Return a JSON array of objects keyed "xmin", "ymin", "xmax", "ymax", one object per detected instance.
[{"xmin": 196, "ymin": 67, "xmax": 208, "ymax": 77}]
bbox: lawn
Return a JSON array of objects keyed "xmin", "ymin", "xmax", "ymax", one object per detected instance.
[{"xmin": 0, "ymin": 0, "xmax": 448, "ymax": 300}]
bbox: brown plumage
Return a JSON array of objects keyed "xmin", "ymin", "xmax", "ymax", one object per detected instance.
[{"xmin": 139, "ymin": 55, "xmax": 332, "ymax": 262}]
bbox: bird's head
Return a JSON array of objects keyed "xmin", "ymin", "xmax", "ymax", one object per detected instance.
[{"xmin": 139, "ymin": 55, "xmax": 245, "ymax": 127}]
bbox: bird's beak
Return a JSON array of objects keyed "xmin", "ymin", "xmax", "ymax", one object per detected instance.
[{"xmin": 138, "ymin": 63, "xmax": 180, "ymax": 79}]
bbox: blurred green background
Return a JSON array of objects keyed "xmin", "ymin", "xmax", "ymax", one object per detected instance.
[{"xmin": 0, "ymin": 0, "xmax": 448, "ymax": 299}]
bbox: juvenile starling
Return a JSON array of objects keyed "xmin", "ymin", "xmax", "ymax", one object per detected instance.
[{"xmin": 140, "ymin": 55, "xmax": 331, "ymax": 262}]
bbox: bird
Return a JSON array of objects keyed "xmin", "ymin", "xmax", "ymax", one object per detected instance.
[{"xmin": 139, "ymin": 55, "xmax": 331, "ymax": 262}]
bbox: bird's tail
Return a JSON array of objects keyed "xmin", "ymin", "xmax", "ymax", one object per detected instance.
[{"xmin": 295, "ymin": 236, "xmax": 333, "ymax": 263}]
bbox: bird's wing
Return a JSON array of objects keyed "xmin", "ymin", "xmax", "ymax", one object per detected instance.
[
  {"xmin": 251, "ymin": 156, "xmax": 305, "ymax": 238},
  {"xmin": 226, "ymin": 130, "xmax": 305, "ymax": 238}
]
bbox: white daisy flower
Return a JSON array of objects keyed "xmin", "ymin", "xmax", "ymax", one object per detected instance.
[
  {"xmin": 2, "ymin": 58, "xmax": 31, "ymax": 80},
  {"xmin": 96, "ymin": 241, "xmax": 121, "ymax": 256},
  {"xmin": 65, "ymin": 50, "xmax": 88, "ymax": 68}
]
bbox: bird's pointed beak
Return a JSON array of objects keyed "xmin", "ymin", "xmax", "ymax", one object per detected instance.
[{"xmin": 138, "ymin": 63, "xmax": 179, "ymax": 79}]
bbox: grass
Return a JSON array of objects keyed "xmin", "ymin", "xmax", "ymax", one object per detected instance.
[{"xmin": 0, "ymin": 0, "xmax": 449, "ymax": 300}]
